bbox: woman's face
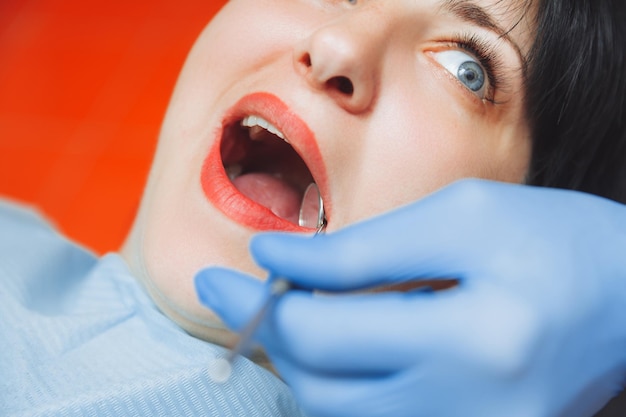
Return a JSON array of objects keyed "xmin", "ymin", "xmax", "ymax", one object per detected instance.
[{"xmin": 122, "ymin": 0, "xmax": 535, "ymax": 342}]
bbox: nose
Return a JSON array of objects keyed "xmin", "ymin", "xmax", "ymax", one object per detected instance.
[{"xmin": 294, "ymin": 13, "xmax": 384, "ymax": 114}]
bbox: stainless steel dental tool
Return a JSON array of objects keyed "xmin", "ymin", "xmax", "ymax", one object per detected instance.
[
  {"xmin": 209, "ymin": 183, "xmax": 326, "ymax": 383},
  {"xmin": 298, "ymin": 183, "xmax": 326, "ymax": 231}
]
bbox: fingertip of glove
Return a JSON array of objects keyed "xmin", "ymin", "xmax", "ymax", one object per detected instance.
[
  {"xmin": 194, "ymin": 267, "xmax": 271, "ymax": 330},
  {"xmin": 250, "ymin": 232, "xmax": 294, "ymax": 249},
  {"xmin": 253, "ymin": 231, "xmax": 328, "ymax": 253},
  {"xmin": 194, "ymin": 268, "xmax": 222, "ymax": 311},
  {"xmin": 250, "ymin": 233, "xmax": 303, "ymax": 265}
]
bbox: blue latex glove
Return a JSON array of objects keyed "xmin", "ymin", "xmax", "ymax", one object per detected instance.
[{"xmin": 196, "ymin": 180, "xmax": 626, "ymax": 417}]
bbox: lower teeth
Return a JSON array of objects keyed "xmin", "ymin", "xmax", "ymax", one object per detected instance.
[{"xmin": 226, "ymin": 164, "xmax": 242, "ymax": 180}]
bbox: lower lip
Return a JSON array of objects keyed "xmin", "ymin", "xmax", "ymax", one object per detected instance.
[{"xmin": 201, "ymin": 93, "xmax": 321, "ymax": 232}]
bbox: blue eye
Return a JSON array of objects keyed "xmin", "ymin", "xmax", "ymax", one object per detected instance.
[
  {"xmin": 433, "ymin": 50, "xmax": 487, "ymax": 97},
  {"xmin": 457, "ymin": 61, "xmax": 484, "ymax": 92}
]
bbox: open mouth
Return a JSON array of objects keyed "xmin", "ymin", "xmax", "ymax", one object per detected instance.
[
  {"xmin": 201, "ymin": 93, "xmax": 327, "ymax": 232},
  {"xmin": 222, "ymin": 115, "xmax": 316, "ymax": 225}
]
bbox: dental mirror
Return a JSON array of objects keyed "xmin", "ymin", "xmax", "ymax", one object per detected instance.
[{"xmin": 298, "ymin": 183, "xmax": 325, "ymax": 230}]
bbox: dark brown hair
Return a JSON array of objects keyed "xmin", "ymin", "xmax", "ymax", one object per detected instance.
[{"xmin": 526, "ymin": 0, "xmax": 626, "ymax": 203}]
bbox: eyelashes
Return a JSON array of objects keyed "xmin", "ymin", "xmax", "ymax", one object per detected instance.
[{"xmin": 446, "ymin": 33, "xmax": 509, "ymax": 103}]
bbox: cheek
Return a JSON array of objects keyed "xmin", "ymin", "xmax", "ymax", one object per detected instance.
[
  {"xmin": 160, "ymin": 1, "xmax": 313, "ymax": 139},
  {"xmin": 187, "ymin": 0, "xmax": 317, "ymax": 84},
  {"xmin": 394, "ymin": 78, "xmax": 531, "ymax": 182},
  {"xmin": 345, "ymin": 95, "xmax": 530, "ymax": 220}
]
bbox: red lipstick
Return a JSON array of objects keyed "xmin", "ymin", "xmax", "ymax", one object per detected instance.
[{"xmin": 201, "ymin": 92, "xmax": 327, "ymax": 232}]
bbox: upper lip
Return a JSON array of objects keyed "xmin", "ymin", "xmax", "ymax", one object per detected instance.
[{"xmin": 202, "ymin": 92, "xmax": 329, "ymax": 231}]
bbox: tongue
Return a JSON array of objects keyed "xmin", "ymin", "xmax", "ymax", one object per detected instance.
[{"xmin": 232, "ymin": 173, "xmax": 301, "ymax": 223}]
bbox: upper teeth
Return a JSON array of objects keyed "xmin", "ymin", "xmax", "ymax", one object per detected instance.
[{"xmin": 241, "ymin": 115, "xmax": 288, "ymax": 142}]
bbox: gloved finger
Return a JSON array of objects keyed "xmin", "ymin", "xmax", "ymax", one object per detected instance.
[
  {"xmin": 196, "ymin": 266, "xmax": 534, "ymax": 375},
  {"xmin": 250, "ymin": 180, "xmax": 517, "ymax": 292},
  {"xmin": 194, "ymin": 267, "xmax": 268, "ymax": 331},
  {"xmin": 269, "ymin": 354, "xmax": 423, "ymax": 417},
  {"xmin": 268, "ymin": 280, "xmax": 535, "ymax": 375},
  {"xmin": 195, "ymin": 266, "xmax": 441, "ymax": 371}
]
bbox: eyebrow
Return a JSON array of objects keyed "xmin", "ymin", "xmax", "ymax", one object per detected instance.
[{"xmin": 440, "ymin": 0, "xmax": 526, "ymax": 67}]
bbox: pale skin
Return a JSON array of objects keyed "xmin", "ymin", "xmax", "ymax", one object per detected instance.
[{"xmin": 121, "ymin": 0, "xmax": 535, "ymax": 346}]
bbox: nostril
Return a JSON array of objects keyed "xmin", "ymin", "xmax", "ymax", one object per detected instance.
[
  {"xmin": 327, "ymin": 76, "xmax": 354, "ymax": 95},
  {"xmin": 298, "ymin": 52, "xmax": 355, "ymax": 96},
  {"xmin": 300, "ymin": 53, "xmax": 313, "ymax": 68}
]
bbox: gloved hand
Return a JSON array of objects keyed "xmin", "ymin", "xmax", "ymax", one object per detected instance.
[{"xmin": 195, "ymin": 179, "xmax": 626, "ymax": 417}]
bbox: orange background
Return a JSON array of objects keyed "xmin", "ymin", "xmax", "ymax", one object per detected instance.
[{"xmin": 0, "ymin": 0, "xmax": 227, "ymax": 254}]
